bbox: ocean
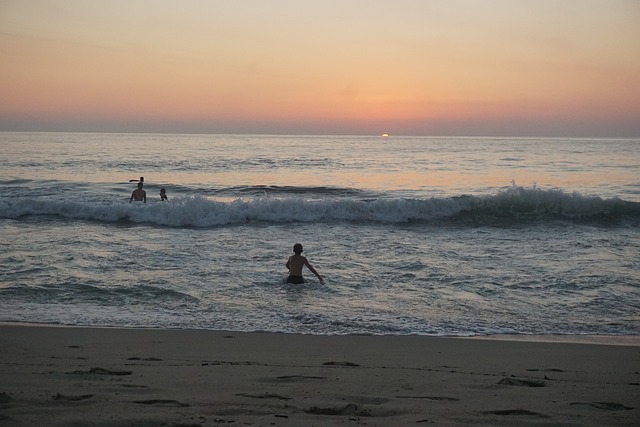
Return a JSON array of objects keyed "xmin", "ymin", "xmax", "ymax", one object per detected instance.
[{"xmin": 1, "ymin": 132, "xmax": 639, "ymax": 337}]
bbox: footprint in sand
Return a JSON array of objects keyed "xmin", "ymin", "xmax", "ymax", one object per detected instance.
[
  {"xmin": 305, "ymin": 403, "xmax": 366, "ymax": 416},
  {"xmin": 66, "ymin": 367, "xmax": 132, "ymax": 376},
  {"xmin": 396, "ymin": 395, "xmax": 459, "ymax": 401},
  {"xmin": 127, "ymin": 357, "xmax": 163, "ymax": 361},
  {"xmin": 570, "ymin": 401, "xmax": 633, "ymax": 411},
  {"xmin": 236, "ymin": 392, "xmax": 291, "ymax": 400},
  {"xmin": 322, "ymin": 361, "xmax": 360, "ymax": 367},
  {"xmin": 498, "ymin": 377, "xmax": 546, "ymax": 387},
  {"xmin": 276, "ymin": 375, "xmax": 326, "ymax": 381},
  {"xmin": 484, "ymin": 409, "xmax": 550, "ymax": 418},
  {"xmin": 132, "ymin": 399, "xmax": 189, "ymax": 407}
]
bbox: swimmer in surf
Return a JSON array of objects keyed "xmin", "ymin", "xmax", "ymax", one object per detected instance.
[
  {"xmin": 129, "ymin": 176, "xmax": 144, "ymax": 183},
  {"xmin": 130, "ymin": 182, "xmax": 146, "ymax": 203},
  {"xmin": 286, "ymin": 243, "xmax": 323, "ymax": 284},
  {"xmin": 160, "ymin": 188, "xmax": 168, "ymax": 201}
]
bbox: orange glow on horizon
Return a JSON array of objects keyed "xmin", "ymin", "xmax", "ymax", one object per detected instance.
[{"xmin": 1, "ymin": 1, "xmax": 639, "ymax": 136}]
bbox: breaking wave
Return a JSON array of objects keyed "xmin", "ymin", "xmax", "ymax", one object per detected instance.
[{"xmin": 1, "ymin": 186, "xmax": 638, "ymax": 228}]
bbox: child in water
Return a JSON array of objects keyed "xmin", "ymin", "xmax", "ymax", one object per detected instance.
[
  {"xmin": 160, "ymin": 188, "xmax": 168, "ymax": 201},
  {"xmin": 285, "ymin": 243, "xmax": 323, "ymax": 284}
]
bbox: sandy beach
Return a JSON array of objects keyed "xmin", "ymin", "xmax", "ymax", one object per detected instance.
[{"xmin": 1, "ymin": 325, "xmax": 638, "ymax": 426}]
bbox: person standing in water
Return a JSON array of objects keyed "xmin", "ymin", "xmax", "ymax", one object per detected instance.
[
  {"xmin": 285, "ymin": 243, "xmax": 323, "ymax": 284},
  {"xmin": 130, "ymin": 182, "xmax": 146, "ymax": 203},
  {"xmin": 160, "ymin": 188, "xmax": 168, "ymax": 201}
]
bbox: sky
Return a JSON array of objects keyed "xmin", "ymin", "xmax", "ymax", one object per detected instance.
[{"xmin": 1, "ymin": 0, "xmax": 639, "ymax": 137}]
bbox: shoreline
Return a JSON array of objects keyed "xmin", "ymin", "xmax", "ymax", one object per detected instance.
[
  {"xmin": 2, "ymin": 321, "xmax": 639, "ymax": 346},
  {"xmin": 1, "ymin": 324, "xmax": 639, "ymax": 426}
]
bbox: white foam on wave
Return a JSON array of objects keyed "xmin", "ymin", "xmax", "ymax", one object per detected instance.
[{"xmin": 0, "ymin": 187, "xmax": 637, "ymax": 227}]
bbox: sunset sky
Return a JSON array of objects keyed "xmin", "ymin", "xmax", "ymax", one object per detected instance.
[{"xmin": 1, "ymin": 0, "xmax": 639, "ymax": 136}]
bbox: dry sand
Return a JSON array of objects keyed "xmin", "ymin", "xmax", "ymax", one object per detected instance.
[{"xmin": 0, "ymin": 324, "xmax": 638, "ymax": 426}]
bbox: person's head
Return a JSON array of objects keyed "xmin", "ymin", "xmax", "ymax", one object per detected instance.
[
  {"xmin": 137, "ymin": 182, "xmax": 143, "ymax": 189},
  {"xmin": 160, "ymin": 188, "xmax": 166, "ymax": 194},
  {"xmin": 140, "ymin": 177, "xmax": 144, "ymax": 182},
  {"xmin": 293, "ymin": 243, "xmax": 303, "ymax": 254}
]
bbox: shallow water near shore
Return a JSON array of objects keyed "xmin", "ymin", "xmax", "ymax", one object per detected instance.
[{"xmin": 1, "ymin": 133, "xmax": 639, "ymax": 337}]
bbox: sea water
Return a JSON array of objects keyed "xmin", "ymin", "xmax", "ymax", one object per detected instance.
[{"xmin": 1, "ymin": 133, "xmax": 639, "ymax": 336}]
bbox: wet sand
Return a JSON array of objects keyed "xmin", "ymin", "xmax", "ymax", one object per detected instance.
[{"xmin": 1, "ymin": 324, "xmax": 638, "ymax": 426}]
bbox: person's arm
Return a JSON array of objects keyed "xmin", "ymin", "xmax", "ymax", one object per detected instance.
[
  {"xmin": 285, "ymin": 257, "xmax": 291, "ymax": 270},
  {"xmin": 304, "ymin": 259, "xmax": 323, "ymax": 282},
  {"xmin": 143, "ymin": 192, "xmax": 147, "ymax": 203},
  {"xmin": 130, "ymin": 192, "xmax": 134, "ymax": 203}
]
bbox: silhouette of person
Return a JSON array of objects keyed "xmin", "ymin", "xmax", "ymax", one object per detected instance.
[
  {"xmin": 285, "ymin": 243, "xmax": 323, "ymax": 284},
  {"xmin": 160, "ymin": 188, "xmax": 168, "ymax": 201},
  {"xmin": 130, "ymin": 182, "xmax": 146, "ymax": 203},
  {"xmin": 129, "ymin": 176, "xmax": 144, "ymax": 183}
]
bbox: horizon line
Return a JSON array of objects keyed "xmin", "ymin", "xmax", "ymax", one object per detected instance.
[{"xmin": 1, "ymin": 130, "xmax": 638, "ymax": 140}]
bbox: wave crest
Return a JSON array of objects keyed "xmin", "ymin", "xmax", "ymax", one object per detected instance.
[{"xmin": 1, "ymin": 187, "xmax": 637, "ymax": 227}]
